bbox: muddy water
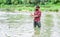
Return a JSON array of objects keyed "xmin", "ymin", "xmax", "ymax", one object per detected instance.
[
  {"xmin": 0, "ymin": 12, "xmax": 34, "ymax": 37},
  {"xmin": 0, "ymin": 11, "xmax": 60, "ymax": 37}
]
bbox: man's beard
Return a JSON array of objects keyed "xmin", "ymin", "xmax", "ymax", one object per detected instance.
[{"xmin": 35, "ymin": 9, "xmax": 39, "ymax": 11}]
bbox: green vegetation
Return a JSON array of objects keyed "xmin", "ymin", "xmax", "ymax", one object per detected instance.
[{"xmin": 0, "ymin": 0, "xmax": 60, "ymax": 12}]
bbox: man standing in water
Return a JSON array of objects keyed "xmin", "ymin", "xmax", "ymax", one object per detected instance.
[{"xmin": 31, "ymin": 5, "xmax": 41, "ymax": 30}]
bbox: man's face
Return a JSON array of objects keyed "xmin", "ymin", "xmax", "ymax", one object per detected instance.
[
  {"xmin": 36, "ymin": 7, "xmax": 39, "ymax": 10},
  {"xmin": 35, "ymin": 8, "xmax": 39, "ymax": 11}
]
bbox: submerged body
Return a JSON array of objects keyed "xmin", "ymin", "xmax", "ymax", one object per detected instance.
[
  {"xmin": 31, "ymin": 5, "xmax": 41, "ymax": 29},
  {"xmin": 34, "ymin": 9, "xmax": 41, "ymax": 28}
]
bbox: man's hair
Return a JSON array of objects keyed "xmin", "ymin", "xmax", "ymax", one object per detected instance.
[{"xmin": 36, "ymin": 5, "xmax": 40, "ymax": 8}]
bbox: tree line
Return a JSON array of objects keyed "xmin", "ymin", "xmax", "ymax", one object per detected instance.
[{"xmin": 0, "ymin": 0, "xmax": 60, "ymax": 5}]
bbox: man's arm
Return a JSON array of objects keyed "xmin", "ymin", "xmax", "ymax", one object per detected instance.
[
  {"xmin": 30, "ymin": 13, "xmax": 38, "ymax": 18},
  {"xmin": 34, "ymin": 12, "xmax": 41, "ymax": 18},
  {"xmin": 33, "ymin": 15, "xmax": 39, "ymax": 18},
  {"xmin": 30, "ymin": 11, "xmax": 41, "ymax": 18}
]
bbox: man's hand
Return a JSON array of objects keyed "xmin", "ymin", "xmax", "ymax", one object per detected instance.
[
  {"xmin": 30, "ymin": 13, "xmax": 39, "ymax": 17},
  {"xmin": 30, "ymin": 13, "xmax": 33, "ymax": 16},
  {"xmin": 34, "ymin": 15, "xmax": 38, "ymax": 17},
  {"xmin": 30, "ymin": 13, "xmax": 34, "ymax": 18}
]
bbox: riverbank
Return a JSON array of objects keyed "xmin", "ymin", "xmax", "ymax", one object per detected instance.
[{"xmin": 0, "ymin": 4, "xmax": 60, "ymax": 12}]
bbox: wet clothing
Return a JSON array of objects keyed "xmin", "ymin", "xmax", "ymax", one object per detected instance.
[
  {"xmin": 34, "ymin": 10, "xmax": 41, "ymax": 28},
  {"xmin": 34, "ymin": 10, "xmax": 41, "ymax": 22},
  {"xmin": 34, "ymin": 21, "xmax": 41, "ymax": 28}
]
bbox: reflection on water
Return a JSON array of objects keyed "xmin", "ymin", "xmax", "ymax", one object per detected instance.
[
  {"xmin": 0, "ymin": 12, "xmax": 34, "ymax": 37},
  {"xmin": 0, "ymin": 12, "xmax": 60, "ymax": 37},
  {"xmin": 33, "ymin": 27, "xmax": 40, "ymax": 37},
  {"xmin": 0, "ymin": 11, "xmax": 41, "ymax": 37}
]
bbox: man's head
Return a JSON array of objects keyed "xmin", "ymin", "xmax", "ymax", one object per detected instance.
[
  {"xmin": 36, "ymin": 5, "xmax": 40, "ymax": 9},
  {"xmin": 35, "ymin": 5, "xmax": 40, "ymax": 11}
]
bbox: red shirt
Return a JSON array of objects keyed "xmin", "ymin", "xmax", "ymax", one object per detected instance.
[{"xmin": 34, "ymin": 10, "xmax": 41, "ymax": 22}]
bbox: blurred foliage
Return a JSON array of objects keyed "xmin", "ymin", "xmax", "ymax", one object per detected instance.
[
  {"xmin": 0, "ymin": 0, "xmax": 60, "ymax": 5},
  {"xmin": 0, "ymin": 0, "xmax": 60, "ymax": 11}
]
